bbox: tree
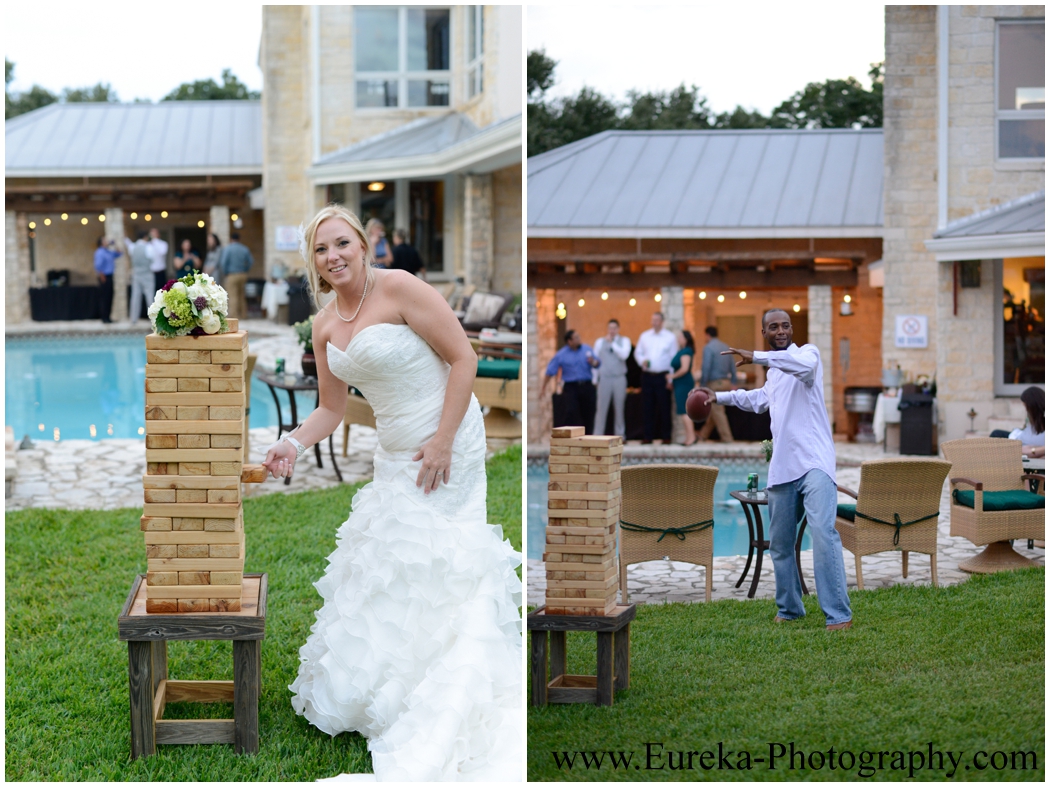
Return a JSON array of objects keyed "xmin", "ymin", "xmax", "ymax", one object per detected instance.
[
  {"xmin": 770, "ymin": 62, "xmax": 883, "ymax": 129},
  {"xmin": 63, "ymin": 83, "xmax": 119, "ymax": 103},
  {"xmin": 527, "ymin": 49, "xmax": 557, "ymax": 99},
  {"xmin": 620, "ymin": 85, "xmax": 714, "ymax": 130},
  {"xmin": 5, "ymin": 59, "xmax": 57, "ymax": 119},
  {"xmin": 162, "ymin": 68, "xmax": 260, "ymax": 101}
]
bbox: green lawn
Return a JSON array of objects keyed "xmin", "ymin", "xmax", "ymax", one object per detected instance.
[
  {"xmin": 5, "ymin": 445, "xmax": 521, "ymax": 781},
  {"xmin": 528, "ymin": 569, "xmax": 1044, "ymax": 781}
]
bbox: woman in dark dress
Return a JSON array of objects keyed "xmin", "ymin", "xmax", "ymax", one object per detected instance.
[
  {"xmin": 668, "ymin": 329, "xmax": 697, "ymax": 445},
  {"xmin": 174, "ymin": 239, "xmax": 202, "ymax": 278}
]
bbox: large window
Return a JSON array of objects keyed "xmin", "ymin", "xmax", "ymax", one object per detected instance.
[
  {"xmin": 467, "ymin": 6, "xmax": 484, "ymax": 99},
  {"xmin": 996, "ymin": 257, "xmax": 1045, "ymax": 394},
  {"xmin": 355, "ymin": 7, "xmax": 451, "ymax": 109},
  {"xmin": 996, "ymin": 20, "xmax": 1044, "ymax": 160}
]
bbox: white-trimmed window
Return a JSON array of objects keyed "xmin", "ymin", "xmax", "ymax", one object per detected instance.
[
  {"xmin": 467, "ymin": 6, "xmax": 484, "ymax": 99},
  {"xmin": 996, "ymin": 20, "xmax": 1044, "ymax": 160},
  {"xmin": 994, "ymin": 257, "xmax": 1045, "ymax": 395},
  {"xmin": 355, "ymin": 7, "xmax": 451, "ymax": 109}
]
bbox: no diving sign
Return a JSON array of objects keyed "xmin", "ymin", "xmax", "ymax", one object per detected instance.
[{"xmin": 895, "ymin": 315, "xmax": 928, "ymax": 348}]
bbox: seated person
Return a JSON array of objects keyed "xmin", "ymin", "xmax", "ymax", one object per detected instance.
[{"xmin": 992, "ymin": 386, "xmax": 1045, "ymax": 458}]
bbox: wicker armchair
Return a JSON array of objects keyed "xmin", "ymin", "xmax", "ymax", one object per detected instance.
[
  {"xmin": 341, "ymin": 388, "xmax": 377, "ymax": 458},
  {"xmin": 835, "ymin": 459, "xmax": 950, "ymax": 590},
  {"xmin": 940, "ymin": 438, "xmax": 1045, "ymax": 573},
  {"xmin": 619, "ymin": 464, "xmax": 718, "ymax": 603}
]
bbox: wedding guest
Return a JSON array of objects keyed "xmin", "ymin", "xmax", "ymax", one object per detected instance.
[
  {"xmin": 634, "ymin": 312, "xmax": 678, "ymax": 443},
  {"xmin": 1007, "ymin": 386, "xmax": 1045, "ymax": 458},
  {"xmin": 93, "ymin": 236, "xmax": 121, "ymax": 324},
  {"xmin": 174, "ymin": 238, "xmax": 202, "ymax": 277},
  {"xmin": 220, "ymin": 232, "xmax": 254, "ymax": 319},
  {"xmin": 592, "ymin": 319, "xmax": 631, "ymax": 436},
  {"xmin": 125, "ymin": 231, "xmax": 155, "ymax": 322},
  {"xmin": 391, "ymin": 228, "xmax": 425, "ymax": 279},
  {"xmin": 541, "ymin": 329, "xmax": 599, "ymax": 434},
  {"xmin": 366, "ymin": 218, "xmax": 393, "ymax": 267},
  {"xmin": 697, "ymin": 325, "xmax": 737, "ymax": 443},
  {"xmin": 148, "ymin": 227, "xmax": 169, "ymax": 292},
  {"xmin": 203, "ymin": 233, "xmax": 223, "ymax": 283},
  {"xmin": 667, "ymin": 329, "xmax": 697, "ymax": 445}
]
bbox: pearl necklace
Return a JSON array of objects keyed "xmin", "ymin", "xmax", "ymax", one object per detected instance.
[{"xmin": 332, "ymin": 268, "xmax": 369, "ymax": 323}]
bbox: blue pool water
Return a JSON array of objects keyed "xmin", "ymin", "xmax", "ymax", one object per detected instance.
[
  {"xmin": 5, "ymin": 334, "xmax": 316, "ymax": 442},
  {"xmin": 527, "ymin": 461, "xmax": 812, "ymax": 560}
]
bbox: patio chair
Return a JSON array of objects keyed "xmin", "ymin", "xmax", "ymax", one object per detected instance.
[
  {"xmin": 834, "ymin": 459, "xmax": 951, "ymax": 589},
  {"xmin": 342, "ymin": 387, "xmax": 377, "ymax": 458},
  {"xmin": 619, "ymin": 464, "xmax": 718, "ymax": 603},
  {"xmin": 940, "ymin": 438, "xmax": 1045, "ymax": 573}
]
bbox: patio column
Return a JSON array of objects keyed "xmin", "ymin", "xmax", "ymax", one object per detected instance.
[
  {"xmin": 5, "ymin": 210, "xmax": 31, "ymax": 324},
  {"xmin": 528, "ymin": 287, "xmax": 556, "ymax": 443},
  {"xmin": 210, "ymin": 206, "xmax": 231, "ymax": 247},
  {"xmin": 105, "ymin": 208, "xmax": 128, "ymax": 322},
  {"xmin": 808, "ymin": 284, "xmax": 834, "ymax": 424},
  {"xmin": 464, "ymin": 173, "xmax": 494, "ymax": 291},
  {"xmin": 660, "ymin": 285, "xmax": 684, "ymax": 329}
]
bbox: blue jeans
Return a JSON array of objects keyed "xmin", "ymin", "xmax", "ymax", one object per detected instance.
[{"xmin": 766, "ymin": 469, "xmax": 852, "ymax": 626}]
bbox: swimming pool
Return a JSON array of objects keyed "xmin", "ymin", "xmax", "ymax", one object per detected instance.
[
  {"xmin": 5, "ymin": 334, "xmax": 315, "ymax": 442},
  {"xmin": 527, "ymin": 459, "xmax": 812, "ymax": 560}
]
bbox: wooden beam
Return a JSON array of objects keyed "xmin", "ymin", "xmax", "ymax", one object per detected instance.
[{"xmin": 528, "ymin": 269, "xmax": 859, "ymax": 289}]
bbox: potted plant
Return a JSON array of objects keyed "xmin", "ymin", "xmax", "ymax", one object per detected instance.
[{"xmin": 294, "ymin": 314, "xmax": 316, "ymax": 377}]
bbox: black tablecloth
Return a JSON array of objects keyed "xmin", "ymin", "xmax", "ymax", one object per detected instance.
[{"xmin": 29, "ymin": 287, "xmax": 102, "ymax": 321}]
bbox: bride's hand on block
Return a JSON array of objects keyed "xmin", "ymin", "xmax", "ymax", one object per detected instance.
[
  {"xmin": 263, "ymin": 440, "xmax": 298, "ymax": 479},
  {"xmin": 413, "ymin": 436, "xmax": 452, "ymax": 494}
]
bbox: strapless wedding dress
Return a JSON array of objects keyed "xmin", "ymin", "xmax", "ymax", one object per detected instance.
[{"xmin": 289, "ymin": 323, "xmax": 523, "ymax": 781}]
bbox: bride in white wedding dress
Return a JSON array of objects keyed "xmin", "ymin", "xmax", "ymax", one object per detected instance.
[{"xmin": 262, "ymin": 205, "xmax": 522, "ymax": 781}]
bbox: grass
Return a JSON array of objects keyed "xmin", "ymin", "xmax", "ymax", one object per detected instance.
[
  {"xmin": 5, "ymin": 445, "xmax": 521, "ymax": 781},
  {"xmin": 528, "ymin": 569, "xmax": 1044, "ymax": 781}
]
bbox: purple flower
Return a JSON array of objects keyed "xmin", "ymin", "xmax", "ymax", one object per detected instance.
[
  {"xmin": 161, "ymin": 280, "xmax": 176, "ymax": 291},
  {"xmin": 194, "ymin": 296, "xmax": 207, "ymax": 311}
]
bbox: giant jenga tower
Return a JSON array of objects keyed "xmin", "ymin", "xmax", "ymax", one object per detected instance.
[
  {"xmin": 141, "ymin": 324, "xmax": 250, "ymax": 613},
  {"xmin": 544, "ymin": 426, "xmax": 623, "ymax": 615}
]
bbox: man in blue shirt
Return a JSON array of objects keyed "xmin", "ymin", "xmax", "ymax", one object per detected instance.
[
  {"xmin": 696, "ymin": 325, "xmax": 738, "ymax": 442},
  {"xmin": 220, "ymin": 232, "xmax": 254, "ymax": 318},
  {"xmin": 93, "ymin": 236, "xmax": 122, "ymax": 323},
  {"xmin": 541, "ymin": 330, "xmax": 600, "ymax": 434}
]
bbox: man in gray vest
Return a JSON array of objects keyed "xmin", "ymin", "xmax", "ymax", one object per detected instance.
[
  {"xmin": 592, "ymin": 319, "xmax": 631, "ymax": 436},
  {"xmin": 697, "ymin": 325, "xmax": 737, "ymax": 442},
  {"xmin": 125, "ymin": 231, "xmax": 156, "ymax": 322},
  {"xmin": 220, "ymin": 232, "xmax": 254, "ymax": 319}
]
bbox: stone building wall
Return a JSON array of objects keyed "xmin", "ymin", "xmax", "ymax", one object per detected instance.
[
  {"xmin": 6, "ymin": 211, "xmax": 31, "ymax": 323},
  {"xmin": 527, "ymin": 288, "xmax": 557, "ymax": 443},
  {"xmin": 492, "ymin": 164, "xmax": 522, "ymax": 296}
]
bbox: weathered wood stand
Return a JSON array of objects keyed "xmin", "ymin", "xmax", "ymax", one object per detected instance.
[
  {"xmin": 528, "ymin": 604, "xmax": 635, "ymax": 706},
  {"xmin": 117, "ymin": 573, "xmax": 268, "ymax": 758}
]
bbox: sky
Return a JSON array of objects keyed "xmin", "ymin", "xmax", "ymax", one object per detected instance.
[
  {"xmin": 5, "ymin": 1, "xmax": 264, "ymax": 102},
  {"xmin": 527, "ymin": 2, "xmax": 886, "ymax": 115}
]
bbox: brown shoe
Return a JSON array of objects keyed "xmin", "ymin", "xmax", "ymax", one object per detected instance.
[
  {"xmin": 774, "ymin": 616, "xmax": 796, "ymax": 623},
  {"xmin": 826, "ymin": 620, "xmax": 853, "ymax": 631}
]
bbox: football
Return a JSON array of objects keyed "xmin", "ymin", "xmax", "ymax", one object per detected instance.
[{"xmin": 685, "ymin": 388, "xmax": 713, "ymax": 422}]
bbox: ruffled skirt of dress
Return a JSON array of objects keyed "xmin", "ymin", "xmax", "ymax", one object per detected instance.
[{"xmin": 289, "ymin": 449, "xmax": 523, "ymax": 782}]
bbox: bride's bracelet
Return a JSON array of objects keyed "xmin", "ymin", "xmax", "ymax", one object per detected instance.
[{"xmin": 266, "ymin": 434, "xmax": 307, "ymax": 461}]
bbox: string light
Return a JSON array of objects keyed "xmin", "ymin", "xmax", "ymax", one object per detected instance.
[
  {"xmin": 144, "ymin": 214, "xmax": 152, "ymax": 221},
  {"xmin": 231, "ymin": 213, "xmax": 239, "ymax": 222},
  {"xmin": 601, "ymin": 292, "xmax": 609, "ymax": 300},
  {"xmin": 43, "ymin": 218, "xmax": 51, "ymax": 225},
  {"xmin": 80, "ymin": 217, "xmax": 89, "ymax": 225},
  {"xmin": 555, "ymin": 302, "xmax": 567, "ymax": 319},
  {"xmin": 28, "ymin": 221, "xmax": 36, "ymax": 229},
  {"xmin": 130, "ymin": 212, "xmax": 138, "ymax": 219},
  {"xmin": 654, "ymin": 293, "xmax": 662, "ymax": 302},
  {"xmin": 98, "ymin": 214, "xmax": 106, "ymax": 222},
  {"xmin": 793, "ymin": 304, "xmax": 801, "ymax": 313},
  {"xmin": 843, "ymin": 294, "xmax": 852, "ymax": 303},
  {"xmin": 739, "ymin": 291, "xmax": 747, "ymax": 299},
  {"xmin": 578, "ymin": 298, "xmax": 586, "ymax": 307},
  {"xmin": 717, "ymin": 294, "xmax": 725, "ymax": 303},
  {"xmin": 629, "ymin": 298, "xmax": 637, "ymax": 307},
  {"xmin": 61, "ymin": 213, "xmax": 68, "ymax": 220},
  {"xmin": 160, "ymin": 211, "xmax": 168, "ymax": 218},
  {"xmin": 698, "ymin": 291, "xmax": 706, "ymax": 300},
  {"xmin": 197, "ymin": 220, "xmax": 206, "ymax": 228},
  {"xmin": 367, "ymin": 182, "xmax": 385, "ymax": 191}
]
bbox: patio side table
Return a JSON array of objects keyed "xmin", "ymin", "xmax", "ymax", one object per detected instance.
[
  {"xmin": 117, "ymin": 573, "xmax": 268, "ymax": 759},
  {"xmin": 528, "ymin": 604, "xmax": 635, "ymax": 707},
  {"xmin": 730, "ymin": 490, "xmax": 809, "ymax": 599}
]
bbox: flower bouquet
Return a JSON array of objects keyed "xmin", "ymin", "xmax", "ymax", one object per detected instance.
[{"xmin": 148, "ymin": 271, "xmax": 230, "ymax": 337}]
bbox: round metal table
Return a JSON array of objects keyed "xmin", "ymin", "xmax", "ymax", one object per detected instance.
[{"xmin": 729, "ymin": 489, "xmax": 809, "ymax": 599}]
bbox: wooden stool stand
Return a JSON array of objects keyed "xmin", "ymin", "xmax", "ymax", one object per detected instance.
[
  {"xmin": 528, "ymin": 604, "xmax": 635, "ymax": 706},
  {"xmin": 118, "ymin": 573, "xmax": 268, "ymax": 759}
]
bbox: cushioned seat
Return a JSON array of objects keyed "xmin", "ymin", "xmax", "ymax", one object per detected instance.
[
  {"xmin": 476, "ymin": 358, "xmax": 521, "ymax": 379},
  {"xmin": 951, "ymin": 489, "xmax": 1044, "ymax": 511},
  {"xmin": 836, "ymin": 503, "xmax": 856, "ymax": 521}
]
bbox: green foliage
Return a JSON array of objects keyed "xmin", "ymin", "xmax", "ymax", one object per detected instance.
[
  {"xmin": 527, "ymin": 49, "xmax": 557, "ymax": 99},
  {"xmin": 62, "ymin": 82, "xmax": 119, "ymax": 103},
  {"xmin": 620, "ymin": 85, "xmax": 713, "ymax": 131},
  {"xmin": 294, "ymin": 315, "xmax": 315, "ymax": 354},
  {"xmin": 5, "ymin": 447, "xmax": 521, "ymax": 780},
  {"xmin": 163, "ymin": 68, "xmax": 260, "ymax": 101},
  {"xmin": 6, "ymin": 82, "xmax": 58, "ymax": 119},
  {"xmin": 771, "ymin": 63, "xmax": 884, "ymax": 129},
  {"xmin": 529, "ymin": 569, "xmax": 1045, "ymax": 781}
]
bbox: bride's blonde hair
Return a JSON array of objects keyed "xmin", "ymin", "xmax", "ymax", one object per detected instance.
[{"xmin": 299, "ymin": 204, "xmax": 376, "ymax": 308}]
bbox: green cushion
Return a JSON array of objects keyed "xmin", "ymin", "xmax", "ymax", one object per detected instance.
[
  {"xmin": 952, "ymin": 489, "xmax": 1045, "ymax": 511},
  {"xmin": 836, "ymin": 503, "xmax": 857, "ymax": 522},
  {"xmin": 476, "ymin": 358, "xmax": 521, "ymax": 379}
]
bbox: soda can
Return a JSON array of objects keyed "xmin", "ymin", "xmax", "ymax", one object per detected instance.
[
  {"xmin": 747, "ymin": 473, "xmax": 759, "ymax": 493},
  {"xmin": 275, "ymin": 357, "xmax": 285, "ymax": 375}
]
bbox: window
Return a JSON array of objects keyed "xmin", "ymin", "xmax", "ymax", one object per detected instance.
[
  {"xmin": 995, "ymin": 257, "xmax": 1045, "ymax": 395},
  {"xmin": 355, "ymin": 7, "xmax": 451, "ymax": 109},
  {"xmin": 467, "ymin": 6, "xmax": 484, "ymax": 99},
  {"xmin": 996, "ymin": 20, "xmax": 1045, "ymax": 160}
]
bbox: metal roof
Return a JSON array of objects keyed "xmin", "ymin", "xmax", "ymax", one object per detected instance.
[
  {"xmin": 933, "ymin": 190, "xmax": 1044, "ymax": 238},
  {"xmin": 527, "ymin": 128, "xmax": 884, "ymax": 238},
  {"xmin": 315, "ymin": 112, "xmax": 482, "ymax": 165},
  {"xmin": 5, "ymin": 101, "xmax": 262, "ymax": 177}
]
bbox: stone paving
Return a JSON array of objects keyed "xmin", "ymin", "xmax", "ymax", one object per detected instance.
[{"xmin": 525, "ymin": 441, "xmax": 1045, "ymax": 608}]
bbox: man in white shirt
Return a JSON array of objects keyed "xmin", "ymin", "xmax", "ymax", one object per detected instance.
[
  {"xmin": 148, "ymin": 228, "xmax": 170, "ymax": 292},
  {"xmin": 699, "ymin": 308, "xmax": 853, "ymax": 630},
  {"xmin": 635, "ymin": 312, "xmax": 679, "ymax": 443},
  {"xmin": 592, "ymin": 319, "xmax": 632, "ymax": 436}
]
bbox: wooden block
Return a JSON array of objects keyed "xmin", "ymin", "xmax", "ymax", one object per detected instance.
[
  {"xmin": 212, "ymin": 349, "xmax": 247, "ymax": 364},
  {"xmin": 548, "ymin": 489, "xmax": 620, "ymax": 501},
  {"xmin": 547, "ymin": 534, "xmax": 565, "ymax": 544},
  {"xmin": 543, "ymin": 596, "xmax": 608, "ymax": 608},
  {"xmin": 177, "ymin": 545, "xmax": 210, "ymax": 558},
  {"xmin": 211, "ymin": 377, "xmax": 243, "ymax": 392},
  {"xmin": 173, "ymin": 518, "xmax": 205, "ymax": 531},
  {"xmin": 145, "ymin": 502, "xmax": 241, "ymax": 518},
  {"xmin": 550, "ymin": 435, "xmax": 622, "ymax": 447},
  {"xmin": 147, "ymin": 392, "xmax": 244, "ymax": 406},
  {"xmin": 145, "ymin": 544, "xmax": 178, "ymax": 558},
  {"xmin": 210, "ymin": 543, "xmax": 241, "ymax": 558},
  {"xmin": 562, "ymin": 454, "xmax": 617, "ymax": 465},
  {"xmin": 145, "ymin": 363, "xmax": 243, "ymax": 379},
  {"xmin": 211, "ymin": 462, "xmax": 242, "ymax": 476},
  {"xmin": 146, "ymin": 462, "xmax": 181, "ymax": 475},
  {"xmin": 146, "ymin": 420, "xmax": 242, "ymax": 435},
  {"xmin": 144, "ymin": 488, "xmax": 177, "ymax": 503},
  {"xmin": 548, "ymin": 565, "xmax": 619, "ymax": 582},
  {"xmin": 147, "ymin": 349, "xmax": 180, "ymax": 364},
  {"xmin": 146, "ymin": 598, "xmax": 178, "ymax": 613},
  {"xmin": 175, "ymin": 488, "xmax": 208, "ymax": 503},
  {"xmin": 177, "ymin": 406, "xmax": 211, "ymax": 421},
  {"xmin": 206, "ymin": 488, "xmax": 240, "ymax": 503},
  {"xmin": 146, "ymin": 435, "xmax": 178, "ymax": 449},
  {"xmin": 210, "ymin": 598, "xmax": 242, "ymax": 612},
  {"xmin": 551, "ymin": 426, "xmax": 585, "ymax": 438},
  {"xmin": 177, "ymin": 599, "xmax": 211, "ymax": 613},
  {"xmin": 544, "ymin": 556, "xmax": 617, "ymax": 572},
  {"xmin": 143, "ymin": 530, "xmax": 242, "ymax": 545},
  {"xmin": 546, "ymin": 524, "xmax": 617, "ymax": 538},
  {"xmin": 143, "ymin": 584, "xmax": 241, "ymax": 599},
  {"xmin": 177, "ymin": 377, "xmax": 211, "ymax": 392},
  {"xmin": 565, "ymin": 500, "xmax": 588, "ymax": 510},
  {"xmin": 143, "ymin": 475, "xmax": 239, "ymax": 490},
  {"xmin": 145, "ymin": 378, "xmax": 178, "ymax": 393},
  {"xmin": 590, "ymin": 463, "xmax": 618, "ymax": 474},
  {"xmin": 148, "ymin": 448, "xmax": 242, "ymax": 463},
  {"xmin": 178, "ymin": 350, "xmax": 212, "ymax": 364},
  {"xmin": 176, "ymin": 434, "xmax": 210, "ymax": 450},
  {"xmin": 240, "ymin": 465, "xmax": 267, "ymax": 483},
  {"xmin": 178, "ymin": 571, "xmax": 211, "ymax": 585},
  {"xmin": 147, "ymin": 557, "xmax": 245, "ymax": 571},
  {"xmin": 141, "ymin": 516, "xmax": 172, "ymax": 531},
  {"xmin": 543, "ymin": 542, "xmax": 616, "ymax": 558},
  {"xmin": 549, "ymin": 464, "xmax": 569, "ymax": 474},
  {"xmin": 179, "ymin": 462, "xmax": 211, "ymax": 475},
  {"xmin": 546, "ymin": 472, "xmax": 620, "ymax": 485},
  {"xmin": 145, "ymin": 330, "xmax": 246, "ymax": 350},
  {"xmin": 210, "ymin": 434, "xmax": 242, "ymax": 449},
  {"xmin": 548, "ymin": 508, "xmax": 619, "ymax": 521},
  {"xmin": 204, "ymin": 518, "xmax": 237, "ymax": 532},
  {"xmin": 210, "ymin": 571, "xmax": 243, "ymax": 585},
  {"xmin": 146, "ymin": 571, "xmax": 178, "ymax": 585},
  {"xmin": 210, "ymin": 406, "xmax": 243, "ymax": 420},
  {"xmin": 146, "ymin": 405, "xmax": 177, "ymax": 420},
  {"xmin": 548, "ymin": 499, "xmax": 567, "ymax": 510},
  {"xmin": 546, "ymin": 576, "xmax": 619, "ymax": 590}
]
